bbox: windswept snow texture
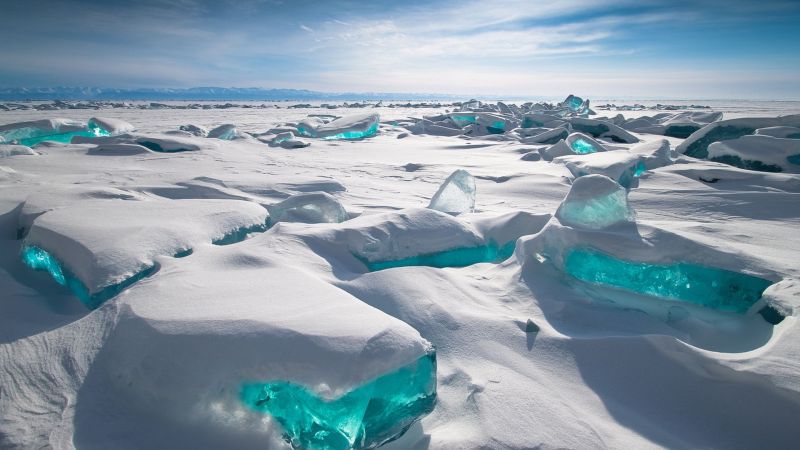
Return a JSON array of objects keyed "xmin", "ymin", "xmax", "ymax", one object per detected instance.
[{"xmin": 2, "ymin": 100, "xmax": 800, "ymax": 450}]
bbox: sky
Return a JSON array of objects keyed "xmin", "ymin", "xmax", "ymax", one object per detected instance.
[{"xmin": 2, "ymin": 0, "xmax": 800, "ymax": 99}]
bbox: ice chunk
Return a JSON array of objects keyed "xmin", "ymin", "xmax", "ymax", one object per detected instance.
[
  {"xmin": 0, "ymin": 118, "xmax": 90, "ymax": 146},
  {"xmin": 88, "ymin": 117, "xmax": 135, "ymax": 135},
  {"xmin": 677, "ymin": 115, "xmax": 800, "ymax": 159},
  {"xmin": 569, "ymin": 118, "xmax": 639, "ymax": 143},
  {"xmin": 620, "ymin": 111, "xmax": 722, "ymax": 138},
  {"xmin": 135, "ymin": 136, "xmax": 201, "ymax": 152},
  {"xmin": 267, "ymin": 192, "xmax": 347, "ymax": 224},
  {"xmin": 564, "ymin": 247, "xmax": 773, "ymax": 314},
  {"xmin": 0, "ymin": 145, "xmax": 37, "ymax": 157},
  {"xmin": 428, "ymin": 169, "xmax": 476, "ymax": 215},
  {"xmin": 269, "ymin": 131, "xmax": 310, "ymax": 149},
  {"xmin": 629, "ymin": 139, "xmax": 673, "ymax": 170},
  {"xmin": 755, "ymin": 126, "xmax": 800, "ymax": 139},
  {"xmin": 448, "ymin": 113, "xmax": 477, "ymax": 127},
  {"xmin": 208, "ymin": 124, "xmax": 239, "ymax": 140},
  {"xmin": 554, "ymin": 152, "xmax": 646, "ymax": 189},
  {"xmin": 560, "ymin": 95, "xmax": 590, "ymax": 114},
  {"xmin": 87, "ymin": 143, "xmax": 152, "ymax": 156},
  {"xmin": 300, "ymin": 113, "xmax": 380, "ymax": 140},
  {"xmin": 541, "ymin": 132, "xmax": 608, "ymax": 160},
  {"xmin": 179, "ymin": 124, "xmax": 209, "ymax": 137},
  {"xmin": 521, "ymin": 113, "xmax": 562, "ymax": 128},
  {"xmin": 707, "ymin": 135, "xmax": 800, "ymax": 173},
  {"xmin": 241, "ymin": 350, "xmax": 436, "ymax": 450},
  {"xmin": 555, "ymin": 175, "xmax": 634, "ymax": 230}
]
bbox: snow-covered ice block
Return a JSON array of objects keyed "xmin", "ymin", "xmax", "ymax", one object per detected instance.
[
  {"xmin": 554, "ymin": 151, "xmax": 646, "ymax": 189},
  {"xmin": 267, "ymin": 192, "xmax": 347, "ymax": 224},
  {"xmin": 0, "ymin": 145, "xmax": 37, "ymax": 157},
  {"xmin": 707, "ymin": 135, "xmax": 800, "ymax": 173},
  {"xmin": 569, "ymin": 118, "xmax": 639, "ymax": 143},
  {"xmin": 559, "ymin": 94, "xmax": 590, "ymax": 114},
  {"xmin": 268, "ymin": 131, "xmax": 310, "ymax": 149},
  {"xmin": 23, "ymin": 198, "xmax": 268, "ymax": 308},
  {"xmin": 88, "ymin": 117, "xmax": 135, "ymax": 135},
  {"xmin": 178, "ymin": 124, "xmax": 209, "ymax": 137},
  {"xmin": 87, "ymin": 143, "xmax": 152, "ymax": 156},
  {"xmin": 428, "ymin": 169, "xmax": 476, "ymax": 215},
  {"xmin": 520, "ymin": 127, "xmax": 569, "ymax": 145},
  {"xmin": 298, "ymin": 113, "xmax": 380, "ymax": 140},
  {"xmin": 521, "ymin": 113, "xmax": 562, "ymax": 128},
  {"xmin": 629, "ymin": 139, "xmax": 673, "ymax": 170},
  {"xmin": 0, "ymin": 118, "xmax": 89, "ymax": 146},
  {"xmin": 620, "ymin": 111, "xmax": 722, "ymax": 138},
  {"xmin": 208, "ymin": 124, "xmax": 239, "ymax": 140},
  {"xmin": 135, "ymin": 135, "xmax": 202, "ymax": 152},
  {"xmin": 677, "ymin": 115, "xmax": 800, "ymax": 158},
  {"xmin": 541, "ymin": 133, "xmax": 606, "ymax": 160},
  {"xmin": 555, "ymin": 175, "xmax": 634, "ymax": 230},
  {"xmin": 755, "ymin": 126, "xmax": 800, "ymax": 139}
]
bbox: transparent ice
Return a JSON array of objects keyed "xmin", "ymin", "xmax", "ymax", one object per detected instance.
[
  {"xmin": 428, "ymin": 169, "xmax": 476, "ymax": 215},
  {"xmin": 556, "ymin": 175, "xmax": 633, "ymax": 230}
]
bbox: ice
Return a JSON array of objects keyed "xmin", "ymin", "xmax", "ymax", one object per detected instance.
[
  {"xmin": 207, "ymin": 123, "xmax": 239, "ymax": 140},
  {"xmin": 361, "ymin": 241, "xmax": 515, "ymax": 271},
  {"xmin": 135, "ymin": 135, "xmax": 202, "ymax": 152},
  {"xmin": 564, "ymin": 247, "xmax": 774, "ymax": 314},
  {"xmin": 298, "ymin": 113, "xmax": 380, "ymax": 140},
  {"xmin": 565, "ymin": 132, "xmax": 606, "ymax": 155},
  {"xmin": 560, "ymin": 94, "xmax": 590, "ymax": 114},
  {"xmin": 267, "ymin": 192, "xmax": 348, "ymax": 224},
  {"xmin": 569, "ymin": 118, "xmax": 639, "ymax": 143},
  {"xmin": 555, "ymin": 175, "xmax": 634, "ymax": 230},
  {"xmin": 268, "ymin": 131, "xmax": 310, "ymax": 149},
  {"xmin": 0, "ymin": 117, "xmax": 132, "ymax": 146},
  {"xmin": 179, "ymin": 124, "xmax": 209, "ymax": 136},
  {"xmin": 620, "ymin": 111, "xmax": 722, "ymax": 138},
  {"xmin": 428, "ymin": 169, "xmax": 476, "ymax": 215},
  {"xmin": 88, "ymin": 117, "xmax": 135, "ymax": 135},
  {"xmin": 677, "ymin": 115, "xmax": 800, "ymax": 158},
  {"xmin": 554, "ymin": 152, "xmax": 646, "ymax": 189},
  {"xmin": 241, "ymin": 350, "xmax": 436, "ymax": 450},
  {"xmin": 755, "ymin": 126, "xmax": 800, "ymax": 139}
]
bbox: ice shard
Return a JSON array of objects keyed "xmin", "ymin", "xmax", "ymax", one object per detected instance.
[
  {"xmin": 299, "ymin": 114, "xmax": 380, "ymax": 140},
  {"xmin": 208, "ymin": 124, "xmax": 239, "ymax": 140},
  {"xmin": 555, "ymin": 175, "xmax": 634, "ymax": 230},
  {"xmin": 428, "ymin": 169, "xmax": 476, "ymax": 215},
  {"xmin": 555, "ymin": 152, "xmax": 646, "ymax": 189},
  {"xmin": 241, "ymin": 350, "xmax": 437, "ymax": 450}
]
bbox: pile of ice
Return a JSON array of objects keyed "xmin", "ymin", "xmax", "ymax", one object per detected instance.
[
  {"xmin": 618, "ymin": 111, "xmax": 722, "ymax": 138},
  {"xmin": 676, "ymin": 115, "xmax": 800, "ymax": 172},
  {"xmin": 0, "ymin": 117, "xmax": 134, "ymax": 146},
  {"xmin": 295, "ymin": 113, "xmax": 380, "ymax": 140}
]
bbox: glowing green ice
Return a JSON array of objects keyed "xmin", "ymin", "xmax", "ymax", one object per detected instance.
[
  {"xmin": 567, "ymin": 96, "xmax": 584, "ymax": 111},
  {"xmin": 21, "ymin": 245, "xmax": 156, "ymax": 309},
  {"xmin": 322, "ymin": 122, "xmax": 379, "ymax": 140},
  {"xmin": 570, "ymin": 138, "xmax": 597, "ymax": 154},
  {"xmin": 360, "ymin": 241, "xmax": 516, "ymax": 271},
  {"xmin": 486, "ymin": 120, "xmax": 506, "ymax": 134},
  {"xmin": 2, "ymin": 121, "xmax": 111, "ymax": 146},
  {"xmin": 556, "ymin": 188, "xmax": 632, "ymax": 230},
  {"xmin": 450, "ymin": 115, "xmax": 477, "ymax": 127},
  {"xmin": 212, "ymin": 222, "xmax": 271, "ymax": 245},
  {"xmin": 564, "ymin": 247, "xmax": 773, "ymax": 314},
  {"xmin": 241, "ymin": 351, "xmax": 437, "ymax": 450}
]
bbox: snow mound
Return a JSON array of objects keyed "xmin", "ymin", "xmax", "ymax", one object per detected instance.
[
  {"xmin": 179, "ymin": 124, "xmax": 209, "ymax": 137},
  {"xmin": 620, "ymin": 111, "xmax": 722, "ymax": 138},
  {"xmin": 297, "ymin": 113, "xmax": 380, "ymax": 140},
  {"xmin": 677, "ymin": 114, "xmax": 800, "ymax": 159},
  {"xmin": 208, "ymin": 123, "xmax": 243, "ymax": 140},
  {"xmin": 87, "ymin": 143, "xmax": 152, "ymax": 156},
  {"xmin": 88, "ymin": 117, "xmax": 135, "ymax": 135},
  {"xmin": 629, "ymin": 138, "xmax": 673, "ymax": 170},
  {"xmin": 568, "ymin": 117, "xmax": 639, "ymax": 143},
  {"xmin": 0, "ymin": 145, "xmax": 37, "ymax": 157}
]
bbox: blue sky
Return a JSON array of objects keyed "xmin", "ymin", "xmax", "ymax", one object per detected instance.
[{"xmin": 2, "ymin": 0, "xmax": 799, "ymax": 98}]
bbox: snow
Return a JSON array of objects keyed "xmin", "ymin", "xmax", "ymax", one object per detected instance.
[
  {"xmin": 555, "ymin": 151, "xmax": 646, "ymax": 189},
  {"xmin": 1, "ymin": 100, "xmax": 800, "ymax": 449},
  {"xmin": 707, "ymin": 135, "xmax": 800, "ymax": 173}
]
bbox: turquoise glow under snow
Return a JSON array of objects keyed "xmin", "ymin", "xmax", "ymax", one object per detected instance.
[
  {"xmin": 361, "ymin": 241, "xmax": 516, "ymax": 271},
  {"xmin": 21, "ymin": 245, "xmax": 156, "ymax": 309},
  {"xmin": 1, "ymin": 121, "xmax": 111, "ymax": 146},
  {"xmin": 570, "ymin": 138, "xmax": 598, "ymax": 154},
  {"xmin": 450, "ymin": 115, "xmax": 477, "ymax": 127},
  {"xmin": 564, "ymin": 247, "xmax": 773, "ymax": 314},
  {"xmin": 241, "ymin": 351, "xmax": 437, "ymax": 450},
  {"xmin": 322, "ymin": 121, "xmax": 379, "ymax": 140},
  {"xmin": 211, "ymin": 222, "xmax": 271, "ymax": 245},
  {"xmin": 486, "ymin": 120, "xmax": 506, "ymax": 134}
]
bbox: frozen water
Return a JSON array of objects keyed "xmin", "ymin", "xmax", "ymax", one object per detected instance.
[
  {"xmin": 267, "ymin": 192, "xmax": 347, "ymax": 224},
  {"xmin": 564, "ymin": 247, "xmax": 774, "ymax": 315},
  {"xmin": 707, "ymin": 135, "xmax": 800, "ymax": 173},
  {"xmin": 178, "ymin": 124, "xmax": 209, "ymax": 137},
  {"xmin": 361, "ymin": 240, "xmax": 515, "ymax": 271},
  {"xmin": 428, "ymin": 169, "xmax": 476, "ymax": 215},
  {"xmin": 555, "ymin": 175, "xmax": 634, "ymax": 230},
  {"xmin": 566, "ymin": 132, "xmax": 606, "ymax": 154},
  {"xmin": 300, "ymin": 113, "xmax": 380, "ymax": 140},
  {"xmin": 241, "ymin": 350, "xmax": 436, "ymax": 450}
]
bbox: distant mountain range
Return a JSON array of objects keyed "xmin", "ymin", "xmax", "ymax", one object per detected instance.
[{"xmin": 0, "ymin": 87, "xmax": 466, "ymax": 101}]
